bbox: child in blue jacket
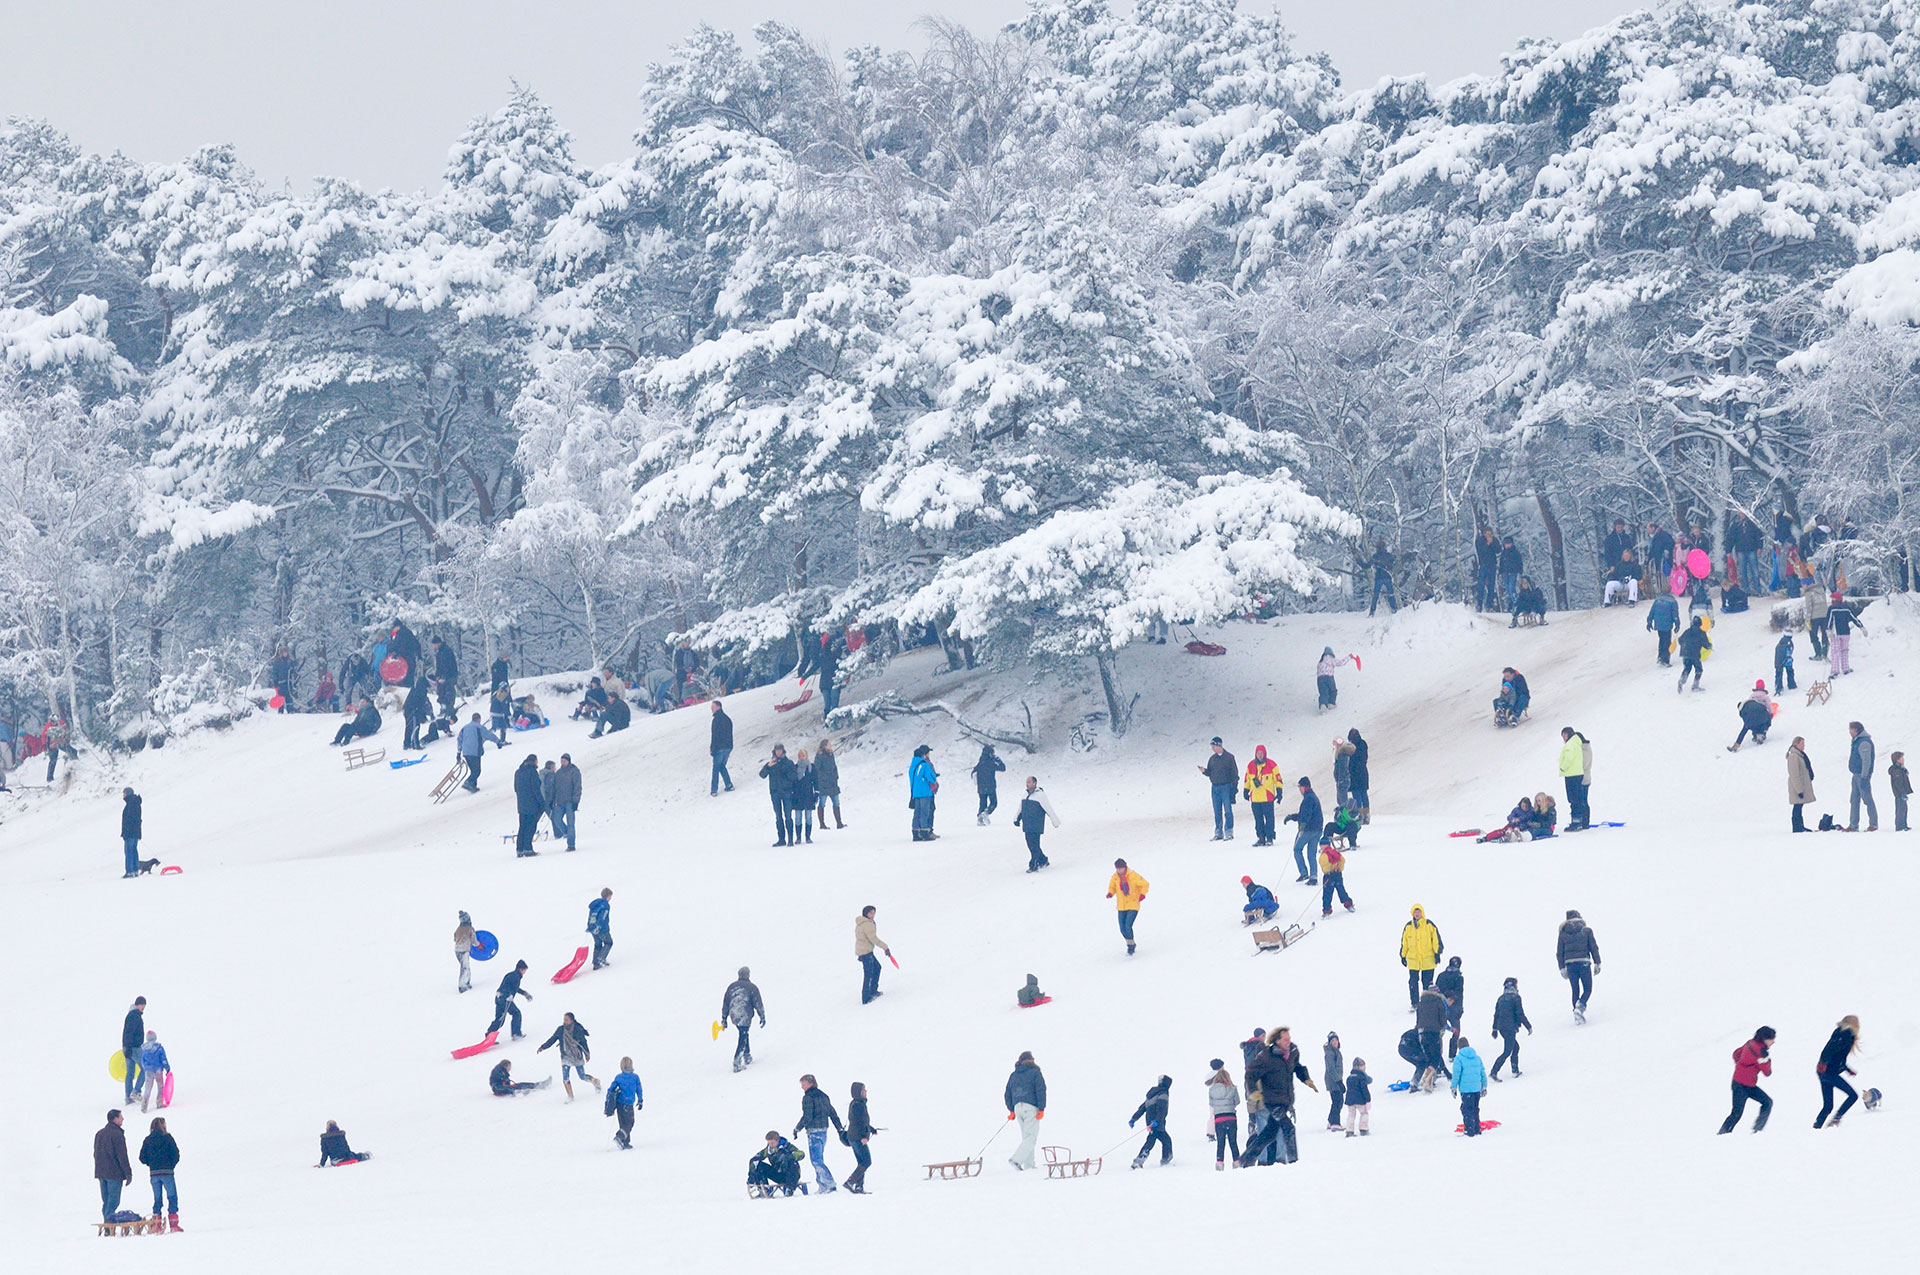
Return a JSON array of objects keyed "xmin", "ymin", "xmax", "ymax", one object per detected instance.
[
  {"xmin": 138, "ymin": 1032, "xmax": 170, "ymax": 1113},
  {"xmin": 605, "ymin": 1057, "xmax": 642, "ymax": 1149},
  {"xmin": 1451, "ymin": 1039, "xmax": 1488, "ymax": 1136},
  {"xmin": 1240, "ymin": 877, "xmax": 1279, "ymax": 924}
]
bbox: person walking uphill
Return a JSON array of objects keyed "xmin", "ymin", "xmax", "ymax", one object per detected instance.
[
  {"xmin": 606, "ymin": 1058, "xmax": 642, "ymax": 1150},
  {"xmin": 1107, "ymin": 859, "xmax": 1150, "ymax": 956},
  {"xmin": 854, "ymin": 907, "xmax": 891, "ymax": 1004},
  {"xmin": 1559, "ymin": 729, "xmax": 1593, "ymax": 831},
  {"xmin": 121, "ymin": 998, "xmax": 146, "ymax": 1104},
  {"xmin": 1647, "ymin": 591, "xmax": 1679, "ymax": 666},
  {"xmin": 512, "ymin": 754, "xmax": 545, "ymax": 857},
  {"xmin": 489, "ymin": 961, "xmax": 532, "ymax": 1040},
  {"xmin": 1718, "ymin": 1027, "xmax": 1776, "ymax": 1133},
  {"xmin": 1128, "ymin": 1075, "xmax": 1174, "ymax": 1168},
  {"xmin": 973, "ymin": 744, "xmax": 1006, "ymax": 824},
  {"xmin": 1401, "ymin": 906, "xmax": 1444, "ymax": 1009},
  {"xmin": 138, "ymin": 1116, "xmax": 181, "ymax": 1231},
  {"xmin": 1013, "ymin": 776, "xmax": 1060, "ymax": 872},
  {"xmin": 1815, "ymin": 1015, "xmax": 1863, "ymax": 1128},
  {"xmin": 94, "ymin": 1109, "xmax": 131, "ymax": 1222},
  {"xmin": 1201, "ymin": 737, "xmax": 1238, "ymax": 841},
  {"xmin": 1243, "ymin": 746, "xmax": 1282, "ymax": 846},
  {"xmin": 1490, "ymin": 978, "xmax": 1532, "ymax": 1080},
  {"xmin": 587, "ymin": 888, "xmax": 613, "ymax": 970},
  {"xmin": 709, "ymin": 700, "xmax": 734, "ymax": 795},
  {"xmin": 1556, "ymin": 911, "xmax": 1601, "ymax": 1023},
  {"xmin": 1848, "ymin": 721, "xmax": 1879, "ymax": 832},
  {"xmin": 794, "ymin": 1075, "xmax": 845, "ymax": 1194},
  {"xmin": 909, "ymin": 745, "xmax": 939, "ymax": 841},
  {"xmin": 1284, "ymin": 777, "xmax": 1324, "ymax": 884},
  {"xmin": 721, "ymin": 967, "xmax": 765, "ymax": 1073},
  {"xmin": 457, "ymin": 713, "xmax": 502, "ymax": 792},
  {"xmin": 120, "ymin": 788, "xmax": 143, "ymax": 880},
  {"xmin": 1677, "ymin": 617, "xmax": 1712, "ymax": 692},
  {"xmin": 1787, "ymin": 737, "xmax": 1816, "ymax": 833},
  {"xmin": 1004, "ymin": 1051, "xmax": 1047, "ymax": 1171}
]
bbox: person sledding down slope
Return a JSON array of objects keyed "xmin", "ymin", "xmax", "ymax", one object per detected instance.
[
  {"xmin": 1494, "ymin": 667, "xmax": 1530, "ymax": 727},
  {"xmin": 1479, "ymin": 794, "xmax": 1554, "ymax": 842}
]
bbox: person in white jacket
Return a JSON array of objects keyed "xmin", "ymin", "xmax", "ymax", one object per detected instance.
[{"xmin": 1013, "ymin": 777, "xmax": 1062, "ymax": 872}]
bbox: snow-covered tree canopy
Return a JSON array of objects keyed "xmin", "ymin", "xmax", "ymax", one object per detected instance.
[{"xmin": 13, "ymin": 1, "xmax": 1920, "ymax": 736}]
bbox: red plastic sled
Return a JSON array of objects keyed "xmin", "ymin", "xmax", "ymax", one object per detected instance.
[
  {"xmin": 1351, "ymin": 654, "xmax": 1362, "ymax": 672},
  {"xmin": 1455, "ymin": 1120, "xmax": 1502, "ymax": 1134},
  {"xmin": 775, "ymin": 679, "xmax": 815, "ymax": 713},
  {"xmin": 159, "ymin": 865, "xmax": 183, "ymax": 875},
  {"xmin": 1018, "ymin": 996, "xmax": 1053, "ymax": 1009},
  {"xmin": 450, "ymin": 1031, "xmax": 500, "ymax": 1060},
  {"xmin": 551, "ymin": 946, "xmax": 590, "ymax": 984},
  {"xmin": 887, "ymin": 952, "xmax": 900, "ymax": 969},
  {"xmin": 1448, "ymin": 830, "xmax": 1483, "ymax": 839},
  {"xmin": 1184, "ymin": 641, "xmax": 1226, "ymax": 656},
  {"xmin": 380, "ymin": 655, "xmax": 410, "ymax": 684}
]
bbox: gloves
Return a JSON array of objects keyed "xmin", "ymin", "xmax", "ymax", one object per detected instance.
[
  {"xmin": 1400, "ymin": 958, "xmax": 1408, "ymax": 968},
  {"xmin": 1816, "ymin": 1063, "xmax": 1826, "ymax": 1075},
  {"xmin": 1593, "ymin": 965, "xmax": 1601, "ymax": 975},
  {"xmin": 1037, "ymin": 1110, "xmax": 1045, "ymax": 1119},
  {"xmin": 1129, "ymin": 1117, "xmax": 1138, "ymax": 1128},
  {"xmin": 1007, "ymin": 1112, "xmax": 1016, "ymax": 1121}
]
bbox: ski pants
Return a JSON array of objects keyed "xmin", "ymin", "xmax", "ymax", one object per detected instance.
[
  {"xmin": 1012, "ymin": 1103, "xmax": 1040, "ymax": 1168},
  {"xmin": 1317, "ymin": 673, "xmax": 1337, "ymax": 707},
  {"xmin": 1291, "ymin": 826, "xmax": 1318, "ymax": 879},
  {"xmin": 1135, "ymin": 1125, "xmax": 1171, "ymax": 1164},
  {"xmin": 1251, "ymin": 801, "xmax": 1275, "ymax": 842},
  {"xmin": 1603, "ymin": 578, "xmax": 1638, "ymax": 605},
  {"xmin": 149, "ymin": 1172, "xmax": 178, "ymax": 1215},
  {"xmin": 1678, "ymin": 657, "xmax": 1702, "ymax": 689},
  {"xmin": 489, "ymin": 997, "xmax": 522, "ymax": 1037},
  {"xmin": 591, "ymin": 931, "xmax": 612, "ymax": 969},
  {"xmin": 1407, "ymin": 966, "xmax": 1434, "ymax": 1007},
  {"xmin": 859, "ymin": 952, "xmax": 882, "ymax": 1003},
  {"xmin": 1321, "ymin": 871, "xmax": 1351, "ymax": 911},
  {"xmin": 1343, "ymin": 1102, "xmax": 1370, "ymax": 1134},
  {"xmin": 1211, "ymin": 784, "xmax": 1235, "ymax": 836},
  {"xmin": 732, "ymin": 1024, "xmax": 752, "ymax": 1068},
  {"xmin": 710, "ymin": 748, "xmax": 732, "ymax": 794},
  {"xmin": 805, "ymin": 1128, "xmax": 836, "ymax": 1190},
  {"xmin": 1023, "ymin": 824, "xmax": 1048, "ymax": 869},
  {"xmin": 1850, "ymin": 776, "xmax": 1878, "ymax": 830},
  {"xmin": 457, "ymin": 949, "xmax": 471, "ymax": 992},
  {"xmin": 1776, "ymin": 662, "xmax": 1796, "ymax": 693},
  {"xmin": 1565, "ymin": 962, "xmax": 1592, "ymax": 1009},
  {"xmin": 1492, "ymin": 1030, "xmax": 1520, "ymax": 1077},
  {"xmin": 1213, "ymin": 1114, "xmax": 1240, "ymax": 1163},
  {"xmin": 1831, "ymin": 632, "xmax": 1853, "ymax": 674},
  {"xmin": 1460, "ymin": 1090, "xmax": 1483, "ymax": 1135},
  {"xmin": 1241, "ymin": 1109, "xmax": 1297, "ymax": 1164},
  {"xmin": 1564, "ymin": 776, "xmax": 1590, "ymax": 828},
  {"xmin": 1817, "ymin": 1074, "xmax": 1858, "ymax": 1127},
  {"xmin": 1719, "ymin": 1083, "xmax": 1772, "ymax": 1133},
  {"xmin": 978, "ymin": 788, "xmax": 997, "ymax": 818}
]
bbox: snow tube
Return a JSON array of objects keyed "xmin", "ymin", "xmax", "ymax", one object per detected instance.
[
  {"xmin": 379, "ymin": 656, "xmax": 409, "ymax": 684},
  {"xmin": 1687, "ymin": 548, "xmax": 1710, "ymax": 579},
  {"xmin": 471, "ymin": 930, "xmax": 499, "ymax": 961}
]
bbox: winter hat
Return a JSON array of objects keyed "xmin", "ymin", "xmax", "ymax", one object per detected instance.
[
  {"xmin": 1240, "ymin": 875, "xmax": 1253, "ymax": 885},
  {"xmin": 459, "ymin": 911, "xmax": 471, "ymax": 925},
  {"xmin": 134, "ymin": 997, "xmax": 146, "ymax": 1007},
  {"xmin": 1755, "ymin": 680, "xmax": 1767, "ymax": 691},
  {"xmin": 515, "ymin": 960, "xmax": 528, "ymax": 970},
  {"xmin": 123, "ymin": 787, "xmax": 135, "ymax": 798},
  {"xmin": 1503, "ymin": 977, "xmax": 1518, "ymax": 990},
  {"xmin": 1210, "ymin": 736, "xmax": 1223, "ymax": 746},
  {"xmin": 738, "ymin": 966, "xmax": 751, "ymax": 979},
  {"xmin": 1322, "ymin": 646, "xmax": 1334, "ymax": 657},
  {"xmin": 145, "ymin": 1030, "xmax": 157, "ymax": 1042},
  {"xmin": 1209, "ymin": 1058, "xmax": 1225, "ymax": 1071},
  {"xmin": 1565, "ymin": 909, "xmax": 1581, "ymax": 921},
  {"xmin": 1447, "ymin": 955, "xmax": 1462, "ymax": 969},
  {"xmin": 1017, "ymin": 1051, "xmax": 1034, "ymax": 1063},
  {"xmin": 1353, "ymin": 1058, "xmax": 1366, "ymax": 1070}
]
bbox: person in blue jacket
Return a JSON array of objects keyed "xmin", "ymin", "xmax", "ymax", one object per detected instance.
[
  {"xmin": 1282, "ymin": 777, "xmax": 1324, "ymax": 885},
  {"xmin": 1240, "ymin": 876, "xmax": 1279, "ymax": 924},
  {"xmin": 909, "ymin": 744, "xmax": 939, "ymax": 841},
  {"xmin": 587, "ymin": 888, "xmax": 613, "ymax": 970},
  {"xmin": 605, "ymin": 1057, "xmax": 642, "ymax": 1149},
  {"xmin": 137, "ymin": 1032, "xmax": 170, "ymax": 1113},
  {"xmin": 1646, "ymin": 592, "xmax": 1679, "ymax": 666},
  {"xmin": 1451, "ymin": 1038, "xmax": 1488, "ymax": 1136}
]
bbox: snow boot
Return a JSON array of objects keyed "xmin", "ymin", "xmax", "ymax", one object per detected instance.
[
  {"xmin": 1322, "ymin": 908, "xmax": 1333, "ymax": 918},
  {"xmin": 1126, "ymin": 942, "xmax": 1137, "ymax": 956},
  {"xmin": 149, "ymin": 1214, "xmax": 163, "ymax": 1232},
  {"xmin": 1343, "ymin": 900, "xmax": 1355, "ymax": 912},
  {"xmin": 1131, "ymin": 1155, "xmax": 1147, "ymax": 1169},
  {"xmin": 1216, "ymin": 1160, "xmax": 1225, "ymax": 1171},
  {"xmin": 167, "ymin": 1214, "xmax": 182, "ymax": 1233},
  {"xmin": 835, "ymin": 817, "xmax": 846, "ymax": 829}
]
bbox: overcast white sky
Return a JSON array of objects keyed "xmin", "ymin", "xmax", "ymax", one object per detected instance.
[{"xmin": 1, "ymin": 1, "xmax": 1648, "ymax": 191}]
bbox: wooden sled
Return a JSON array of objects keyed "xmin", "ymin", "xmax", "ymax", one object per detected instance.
[
  {"xmin": 923, "ymin": 1158, "xmax": 981, "ymax": 1180},
  {"xmin": 94, "ymin": 1217, "xmax": 158, "ymax": 1236},
  {"xmin": 1042, "ymin": 1146, "xmax": 1102, "ymax": 1178},
  {"xmin": 1252, "ymin": 923, "xmax": 1310, "ymax": 954},
  {"xmin": 1806, "ymin": 679, "xmax": 1832, "ymax": 706},
  {"xmin": 1513, "ymin": 612, "xmax": 1545, "ymax": 628},
  {"xmin": 429, "ymin": 755, "xmax": 470, "ymax": 804},
  {"xmin": 343, "ymin": 747, "xmax": 386, "ymax": 770}
]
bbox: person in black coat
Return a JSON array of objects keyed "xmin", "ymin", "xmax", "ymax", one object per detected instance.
[
  {"xmin": 1368, "ymin": 542, "xmax": 1398, "ymax": 616},
  {"xmin": 120, "ymin": 789, "xmax": 143, "ymax": 879},
  {"xmin": 317, "ymin": 1120, "xmax": 369, "ymax": 1166},
  {"xmin": 330, "ymin": 700, "xmax": 381, "ymax": 746},
  {"xmin": 1815, "ymin": 1016, "xmax": 1862, "ymax": 1128},
  {"xmin": 1435, "ymin": 956, "xmax": 1466, "ymax": 1058},
  {"xmin": 389, "ymin": 622, "xmax": 422, "ymax": 686},
  {"xmin": 431, "ymin": 638, "xmax": 459, "ymax": 717},
  {"xmin": 760, "ymin": 745, "xmax": 798, "ymax": 846},
  {"xmin": 1129, "ymin": 1075, "xmax": 1174, "ymax": 1168},
  {"xmin": 710, "ymin": 701, "xmax": 735, "ymax": 795},
  {"xmin": 1346, "ymin": 728, "xmax": 1371, "ymax": 822},
  {"xmin": 844, "ymin": 1081, "xmax": 876, "ymax": 1193},
  {"xmin": 490, "ymin": 656, "xmax": 510, "ymax": 691},
  {"xmin": 973, "ymin": 744, "xmax": 1007, "ymax": 823},
  {"xmin": 1282, "ymin": 777, "xmax": 1324, "ymax": 884},
  {"xmin": 489, "ymin": 961, "xmax": 532, "ymax": 1039},
  {"xmin": 1238, "ymin": 1029, "xmax": 1314, "ymax": 1166},
  {"xmin": 488, "ymin": 1058, "xmax": 543, "ymax": 1096},
  {"xmin": 121, "ymin": 998, "xmax": 146, "ymax": 1103},
  {"xmin": 1490, "ymin": 977, "xmax": 1533, "ymax": 1079},
  {"xmin": 138, "ymin": 1116, "xmax": 181, "ymax": 1228},
  {"xmin": 403, "ymin": 677, "xmax": 432, "ymax": 751},
  {"xmin": 512, "ymin": 756, "xmax": 545, "ymax": 858}
]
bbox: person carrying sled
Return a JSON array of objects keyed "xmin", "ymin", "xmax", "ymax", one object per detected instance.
[
  {"xmin": 1012, "ymin": 776, "xmax": 1060, "ymax": 872},
  {"xmin": 137, "ymin": 1032, "xmax": 170, "ymax": 1113},
  {"xmin": 1241, "ymin": 876, "xmax": 1279, "ymax": 925},
  {"xmin": 855, "ymin": 906, "xmax": 891, "ymax": 1004},
  {"xmin": 973, "ymin": 743, "xmax": 1006, "ymax": 824},
  {"xmin": 454, "ymin": 911, "xmax": 475, "ymax": 992},
  {"xmin": 1401, "ymin": 905, "xmax": 1444, "ymax": 1008},
  {"xmin": 121, "ymin": 998, "xmax": 146, "ymax": 1104},
  {"xmin": 1718, "ymin": 1028, "xmax": 1776, "ymax": 1134},
  {"xmin": 720, "ymin": 967, "xmax": 766, "ymax": 1073},
  {"xmin": 1677, "ymin": 617, "xmax": 1711, "ymax": 692},
  {"xmin": 1243, "ymin": 745, "xmax": 1282, "ymax": 846},
  {"xmin": 1128, "ymin": 1075, "xmax": 1174, "ymax": 1169},
  {"xmin": 456, "ymin": 713, "xmax": 503, "ymax": 792},
  {"xmin": 747, "ymin": 1132, "xmax": 806, "ymax": 1197},
  {"xmin": 489, "ymin": 961, "xmax": 532, "ymax": 1040},
  {"xmin": 536, "ymin": 1012, "xmax": 600, "ymax": 1101},
  {"xmin": 1729, "ymin": 683, "xmax": 1774, "ymax": 752},
  {"xmin": 605, "ymin": 1058, "xmax": 642, "ymax": 1149},
  {"xmin": 1815, "ymin": 1016, "xmax": 1862, "ymax": 1129},
  {"xmin": 1555, "ymin": 911, "xmax": 1601, "ymax": 1022},
  {"xmin": 1316, "ymin": 647, "xmax": 1351, "ymax": 710},
  {"xmin": 317, "ymin": 1120, "xmax": 369, "ymax": 1166},
  {"xmin": 1283, "ymin": 776, "xmax": 1324, "ymax": 884}
]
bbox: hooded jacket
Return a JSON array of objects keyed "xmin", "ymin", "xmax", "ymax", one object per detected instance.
[
  {"xmin": 721, "ymin": 976, "xmax": 765, "ymax": 1027},
  {"xmin": 121, "ymin": 793, "xmax": 142, "ymax": 840},
  {"xmin": 1131, "ymin": 1077, "xmax": 1172, "ymax": 1128},
  {"xmin": 1415, "ymin": 987, "xmax": 1449, "ymax": 1032},
  {"xmin": 1004, "ymin": 1060, "xmax": 1047, "ymax": 1111},
  {"xmin": 1556, "ymin": 917, "xmax": 1601, "ymax": 969},
  {"xmin": 1400, "ymin": 909, "xmax": 1443, "ymax": 970},
  {"xmin": 1344, "ymin": 1068, "xmax": 1373, "ymax": 1106},
  {"xmin": 513, "ymin": 758, "xmax": 544, "ymax": 815},
  {"xmin": 972, "ymin": 746, "xmax": 1006, "ymax": 791},
  {"xmin": 1646, "ymin": 594, "xmax": 1679, "ymax": 632},
  {"xmin": 1492, "ymin": 989, "xmax": 1532, "ymax": 1036},
  {"xmin": 1732, "ymin": 1037, "xmax": 1774, "ymax": 1086},
  {"xmin": 1242, "ymin": 750, "xmax": 1282, "ymax": 802},
  {"xmin": 1452, "ymin": 1045, "xmax": 1487, "ymax": 1095}
]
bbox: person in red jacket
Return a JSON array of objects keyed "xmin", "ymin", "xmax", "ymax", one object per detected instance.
[{"xmin": 1717, "ymin": 1027, "xmax": 1776, "ymax": 1134}]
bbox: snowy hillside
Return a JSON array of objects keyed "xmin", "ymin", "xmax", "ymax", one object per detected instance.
[{"xmin": 5, "ymin": 600, "xmax": 1915, "ymax": 1272}]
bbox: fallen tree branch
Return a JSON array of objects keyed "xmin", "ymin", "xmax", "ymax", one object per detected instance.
[{"xmin": 828, "ymin": 690, "xmax": 1039, "ymax": 754}]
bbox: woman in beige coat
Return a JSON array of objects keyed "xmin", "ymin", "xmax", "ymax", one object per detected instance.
[{"xmin": 1787, "ymin": 737, "xmax": 1815, "ymax": 834}]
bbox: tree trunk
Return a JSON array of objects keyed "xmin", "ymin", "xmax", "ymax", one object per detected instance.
[
  {"xmin": 1094, "ymin": 648, "xmax": 1134, "ymax": 738},
  {"xmin": 1530, "ymin": 461, "xmax": 1570, "ymax": 611}
]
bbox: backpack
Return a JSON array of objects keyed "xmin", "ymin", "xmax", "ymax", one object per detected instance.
[
  {"xmin": 1817, "ymin": 813, "xmax": 1836, "ymax": 832},
  {"xmin": 727, "ymin": 985, "xmax": 754, "ymax": 1027}
]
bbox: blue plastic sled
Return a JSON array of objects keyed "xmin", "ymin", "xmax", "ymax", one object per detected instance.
[
  {"xmin": 471, "ymin": 930, "xmax": 499, "ymax": 961},
  {"xmin": 1387, "ymin": 1081, "xmax": 1413, "ymax": 1092},
  {"xmin": 389, "ymin": 756, "xmax": 428, "ymax": 769}
]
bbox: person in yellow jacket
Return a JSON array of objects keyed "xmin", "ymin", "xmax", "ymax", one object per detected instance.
[
  {"xmin": 1107, "ymin": 858, "xmax": 1150, "ymax": 956},
  {"xmin": 1558, "ymin": 728, "xmax": 1594, "ymax": 831},
  {"xmin": 1400, "ymin": 904, "xmax": 1444, "ymax": 1009},
  {"xmin": 1243, "ymin": 746, "xmax": 1283, "ymax": 847}
]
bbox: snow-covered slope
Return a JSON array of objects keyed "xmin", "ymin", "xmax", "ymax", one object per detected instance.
[{"xmin": 5, "ymin": 600, "xmax": 1913, "ymax": 1272}]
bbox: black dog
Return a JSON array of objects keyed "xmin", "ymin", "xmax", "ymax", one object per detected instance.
[{"xmin": 136, "ymin": 858, "xmax": 161, "ymax": 875}]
